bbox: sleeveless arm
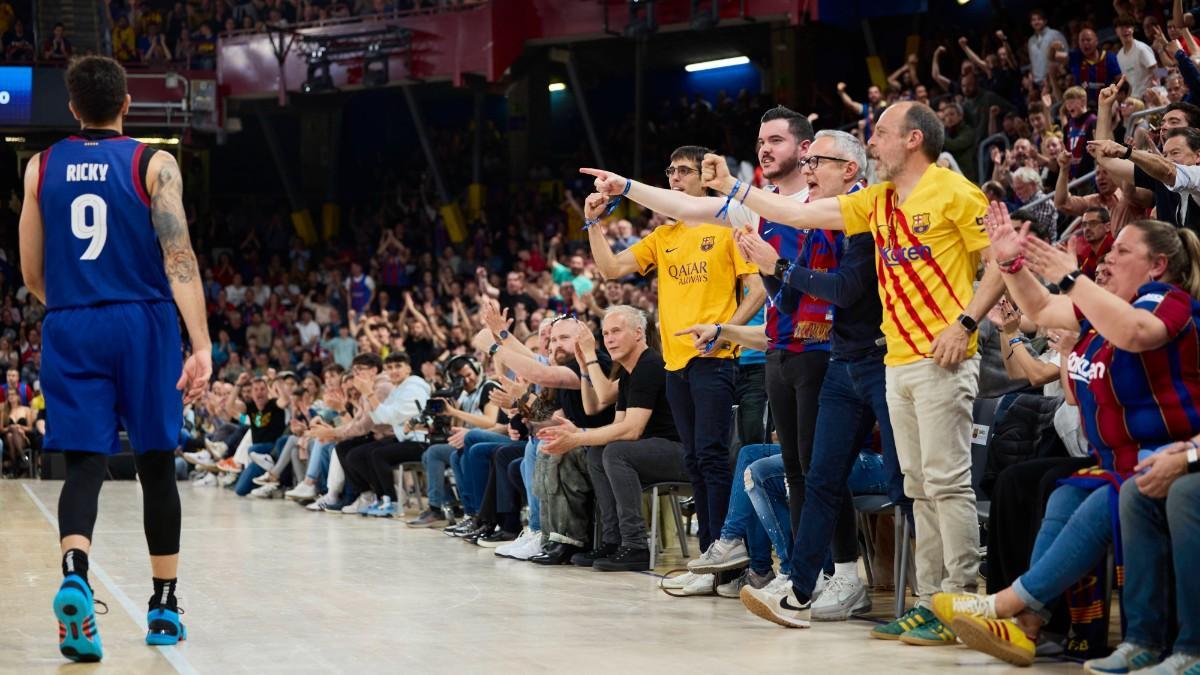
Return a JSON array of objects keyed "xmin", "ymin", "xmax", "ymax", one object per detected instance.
[
  {"xmin": 18, "ymin": 153, "xmax": 45, "ymax": 303},
  {"xmin": 147, "ymin": 151, "xmax": 210, "ymax": 353}
]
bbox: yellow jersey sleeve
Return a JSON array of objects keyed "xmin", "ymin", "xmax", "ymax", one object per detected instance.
[
  {"xmin": 951, "ymin": 180, "xmax": 992, "ymax": 253},
  {"xmin": 627, "ymin": 229, "xmax": 659, "ymax": 275},
  {"xmin": 730, "ymin": 232, "xmax": 758, "ymax": 277},
  {"xmin": 837, "ymin": 188, "xmax": 876, "ymax": 236}
]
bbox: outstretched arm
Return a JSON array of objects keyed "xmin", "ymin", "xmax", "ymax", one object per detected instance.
[
  {"xmin": 579, "ymin": 168, "xmax": 728, "ymax": 224},
  {"xmin": 702, "ymin": 154, "xmax": 846, "ymax": 231},
  {"xmin": 147, "ymin": 151, "xmax": 212, "ymax": 402}
]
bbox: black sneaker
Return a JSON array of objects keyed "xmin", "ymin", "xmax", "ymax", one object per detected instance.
[
  {"xmin": 476, "ymin": 530, "xmax": 518, "ymax": 548},
  {"xmin": 592, "ymin": 546, "xmax": 651, "ymax": 572},
  {"xmin": 405, "ymin": 509, "xmax": 447, "ymax": 529},
  {"xmin": 571, "ymin": 542, "xmax": 619, "ymax": 567},
  {"xmin": 462, "ymin": 523, "xmax": 495, "ymax": 544},
  {"xmin": 444, "ymin": 516, "xmax": 477, "ymax": 537}
]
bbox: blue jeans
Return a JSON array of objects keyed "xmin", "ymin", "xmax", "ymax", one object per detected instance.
[
  {"xmin": 747, "ymin": 453, "xmax": 793, "ymax": 576},
  {"xmin": 720, "ymin": 444, "xmax": 780, "ymax": 575},
  {"xmin": 306, "ymin": 440, "xmax": 333, "ymax": 492},
  {"xmin": 848, "ymin": 451, "xmax": 889, "ymax": 495},
  {"xmin": 1120, "ymin": 474, "xmax": 1200, "ymax": 654},
  {"xmin": 422, "ymin": 443, "xmax": 456, "ymax": 509},
  {"xmin": 665, "ymin": 357, "xmax": 736, "ymax": 552},
  {"xmin": 235, "ymin": 437, "xmax": 287, "ymax": 496},
  {"xmin": 790, "ymin": 355, "xmax": 903, "ymax": 599},
  {"xmin": 523, "ymin": 439, "xmax": 540, "ymax": 531},
  {"xmin": 461, "ymin": 429, "xmax": 512, "ymax": 514},
  {"xmin": 1012, "ymin": 484, "xmax": 1113, "ymax": 613}
]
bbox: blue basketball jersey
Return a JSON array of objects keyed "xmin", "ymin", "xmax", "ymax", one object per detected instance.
[{"xmin": 37, "ymin": 131, "xmax": 172, "ymax": 310}]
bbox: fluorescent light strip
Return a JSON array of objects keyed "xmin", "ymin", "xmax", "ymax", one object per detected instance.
[
  {"xmin": 685, "ymin": 56, "xmax": 750, "ymax": 72},
  {"xmin": 548, "ymin": 82, "xmax": 567, "ymax": 92}
]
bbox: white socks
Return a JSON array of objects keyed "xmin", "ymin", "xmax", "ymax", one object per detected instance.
[{"xmin": 834, "ymin": 561, "xmax": 860, "ymax": 580}]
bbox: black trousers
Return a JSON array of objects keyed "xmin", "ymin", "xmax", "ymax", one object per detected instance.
[
  {"xmin": 334, "ymin": 435, "xmax": 382, "ymax": 501},
  {"xmin": 764, "ymin": 349, "xmax": 831, "ymax": 533},
  {"xmin": 478, "ymin": 443, "xmax": 525, "ymax": 532},
  {"xmin": 734, "ymin": 362, "xmax": 769, "ymax": 456},
  {"xmin": 341, "ymin": 437, "xmax": 426, "ymax": 500}
]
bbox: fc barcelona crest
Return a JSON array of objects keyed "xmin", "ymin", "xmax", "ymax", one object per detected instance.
[
  {"xmin": 700, "ymin": 236, "xmax": 715, "ymax": 251},
  {"xmin": 912, "ymin": 213, "xmax": 932, "ymax": 234}
]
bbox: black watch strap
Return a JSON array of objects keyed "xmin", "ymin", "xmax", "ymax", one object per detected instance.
[
  {"xmin": 1122, "ymin": 144, "xmax": 1133, "ymax": 160},
  {"xmin": 1058, "ymin": 270, "xmax": 1082, "ymax": 293},
  {"xmin": 774, "ymin": 258, "xmax": 790, "ymax": 281},
  {"xmin": 957, "ymin": 313, "xmax": 978, "ymax": 333}
]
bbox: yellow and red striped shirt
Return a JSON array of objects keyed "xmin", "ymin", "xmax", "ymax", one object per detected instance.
[{"xmin": 837, "ymin": 165, "xmax": 990, "ymax": 366}]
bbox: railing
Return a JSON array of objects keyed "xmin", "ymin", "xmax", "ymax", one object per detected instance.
[
  {"xmin": 221, "ymin": 0, "xmax": 488, "ymax": 38},
  {"xmin": 977, "ymin": 132, "xmax": 1010, "ymax": 187}
]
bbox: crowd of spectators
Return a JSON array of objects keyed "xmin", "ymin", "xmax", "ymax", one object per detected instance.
[{"xmin": 6, "ymin": 0, "xmax": 1200, "ymax": 671}]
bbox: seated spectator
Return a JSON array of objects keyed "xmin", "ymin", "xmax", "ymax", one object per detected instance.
[
  {"xmin": 4, "ymin": 19, "xmax": 35, "ymax": 61},
  {"xmin": 936, "ymin": 210, "xmax": 1200, "ymax": 667},
  {"xmin": 173, "ymin": 29, "xmax": 195, "ymax": 68},
  {"xmin": 539, "ymin": 305, "xmax": 687, "ymax": 573},
  {"xmin": 1055, "ymin": 152, "xmax": 1140, "ymax": 233},
  {"xmin": 42, "ymin": 22, "xmax": 71, "ymax": 61},
  {"xmin": 1092, "ymin": 131, "xmax": 1200, "ymax": 234},
  {"xmin": 1010, "ymin": 167, "xmax": 1058, "ymax": 239},
  {"xmin": 1, "ymin": 388, "xmax": 35, "ymax": 477},
  {"xmin": 2, "ymin": 366, "xmax": 32, "ymax": 404},
  {"xmin": 192, "ymin": 23, "xmax": 217, "ymax": 69}
]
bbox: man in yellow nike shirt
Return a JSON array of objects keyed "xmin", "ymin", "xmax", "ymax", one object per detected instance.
[
  {"xmin": 589, "ymin": 102, "xmax": 1004, "ymax": 644},
  {"xmin": 585, "ymin": 145, "xmax": 765, "ymax": 555}
]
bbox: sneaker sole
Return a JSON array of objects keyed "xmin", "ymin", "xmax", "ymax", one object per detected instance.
[
  {"xmin": 592, "ymin": 562, "xmax": 650, "ymax": 572},
  {"xmin": 898, "ymin": 633, "xmax": 957, "ymax": 647},
  {"xmin": 688, "ymin": 554, "xmax": 751, "ymax": 575},
  {"xmin": 870, "ymin": 628, "xmax": 903, "ymax": 641},
  {"xmin": 739, "ymin": 587, "xmax": 809, "ymax": 629},
  {"xmin": 146, "ymin": 624, "xmax": 187, "ymax": 646},
  {"xmin": 952, "ymin": 616, "xmax": 1035, "ymax": 666},
  {"xmin": 812, "ymin": 594, "xmax": 873, "ymax": 622},
  {"xmin": 54, "ymin": 586, "xmax": 102, "ymax": 662}
]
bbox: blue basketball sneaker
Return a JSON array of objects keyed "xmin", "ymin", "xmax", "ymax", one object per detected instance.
[
  {"xmin": 54, "ymin": 574, "xmax": 104, "ymax": 662},
  {"xmin": 146, "ymin": 604, "xmax": 187, "ymax": 646}
]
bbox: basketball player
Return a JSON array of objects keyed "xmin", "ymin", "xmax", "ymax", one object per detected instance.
[{"xmin": 18, "ymin": 56, "xmax": 211, "ymax": 662}]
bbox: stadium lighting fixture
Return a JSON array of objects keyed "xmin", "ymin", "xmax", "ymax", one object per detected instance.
[
  {"xmin": 685, "ymin": 56, "xmax": 750, "ymax": 72},
  {"xmin": 548, "ymin": 82, "xmax": 567, "ymax": 92},
  {"xmin": 957, "ymin": 0, "xmax": 971, "ymax": 4}
]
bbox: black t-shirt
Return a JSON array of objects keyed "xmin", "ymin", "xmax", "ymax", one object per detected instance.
[
  {"xmin": 407, "ymin": 336, "xmax": 436, "ymax": 371},
  {"xmin": 499, "ymin": 291, "xmax": 537, "ymax": 317},
  {"xmin": 247, "ymin": 399, "xmax": 286, "ymax": 445},
  {"xmin": 557, "ymin": 354, "xmax": 616, "ymax": 429},
  {"xmin": 1135, "ymin": 166, "xmax": 1200, "ymax": 234},
  {"xmin": 617, "ymin": 348, "xmax": 679, "ymax": 441}
]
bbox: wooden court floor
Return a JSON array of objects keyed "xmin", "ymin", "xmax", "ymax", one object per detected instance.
[{"xmin": 0, "ymin": 480, "xmax": 1081, "ymax": 674}]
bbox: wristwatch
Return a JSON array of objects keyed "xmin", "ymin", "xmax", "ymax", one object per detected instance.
[
  {"xmin": 773, "ymin": 258, "xmax": 790, "ymax": 281},
  {"xmin": 956, "ymin": 313, "xmax": 978, "ymax": 333},
  {"xmin": 1058, "ymin": 269, "xmax": 1083, "ymax": 294},
  {"xmin": 1188, "ymin": 446, "xmax": 1200, "ymax": 474},
  {"xmin": 488, "ymin": 343, "xmax": 500, "ymax": 356},
  {"xmin": 1122, "ymin": 144, "xmax": 1133, "ymax": 160},
  {"xmin": 497, "ymin": 330, "xmax": 510, "ymax": 341}
]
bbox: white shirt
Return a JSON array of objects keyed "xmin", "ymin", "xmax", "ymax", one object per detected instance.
[
  {"xmin": 296, "ymin": 319, "xmax": 321, "ymax": 347},
  {"xmin": 1027, "ymin": 27, "xmax": 1068, "ymax": 83},
  {"xmin": 225, "ymin": 284, "xmax": 247, "ymax": 305},
  {"xmin": 369, "ymin": 376, "xmax": 431, "ymax": 442},
  {"xmin": 726, "ymin": 185, "xmax": 810, "ymax": 233},
  {"xmin": 1116, "ymin": 40, "xmax": 1158, "ymax": 97}
]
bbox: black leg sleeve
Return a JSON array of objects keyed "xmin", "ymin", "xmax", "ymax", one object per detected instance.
[
  {"xmin": 135, "ymin": 452, "xmax": 181, "ymax": 556},
  {"xmin": 58, "ymin": 452, "xmax": 109, "ymax": 542}
]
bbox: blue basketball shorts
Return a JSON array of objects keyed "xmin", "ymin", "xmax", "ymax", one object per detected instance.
[{"xmin": 41, "ymin": 301, "xmax": 184, "ymax": 455}]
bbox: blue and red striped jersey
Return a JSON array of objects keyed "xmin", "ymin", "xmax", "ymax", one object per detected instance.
[
  {"xmin": 1069, "ymin": 281, "xmax": 1200, "ymax": 477},
  {"xmin": 37, "ymin": 132, "xmax": 171, "ymax": 311}
]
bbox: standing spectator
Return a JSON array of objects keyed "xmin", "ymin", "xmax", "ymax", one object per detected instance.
[
  {"xmin": 321, "ymin": 324, "xmax": 357, "ymax": 370},
  {"xmin": 112, "ymin": 15, "xmax": 137, "ymax": 62},
  {"xmin": 547, "ymin": 236, "xmax": 595, "ymax": 294},
  {"xmin": 836, "ymin": 81, "xmax": 885, "ymax": 140},
  {"xmin": 296, "ymin": 309, "xmax": 320, "ymax": 348},
  {"xmin": 1011, "ymin": 167, "xmax": 1058, "ymax": 240},
  {"xmin": 173, "ymin": 29, "xmax": 194, "ymax": 68},
  {"xmin": 1115, "ymin": 15, "xmax": 1158, "ymax": 97},
  {"xmin": 192, "ymin": 22, "xmax": 217, "ymax": 69},
  {"xmin": 344, "ymin": 262, "xmax": 375, "ymax": 315},
  {"xmin": 611, "ymin": 219, "xmax": 640, "ymax": 252},
  {"xmin": 0, "ymin": 0, "xmax": 15, "ymax": 38},
  {"xmin": 1074, "ymin": 207, "xmax": 1114, "ymax": 279},
  {"xmin": 940, "ymin": 101, "xmax": 978, "ymax": 183},
  {"xmin": 139, "ymin": 23, "xmax": 172, "ymax": 65},
  {"xmin": 1055, "ymin": 28, "xmax": 1122, "ymax": 107},
  {"xmin": 3, "ymin": 19, "xmax": 35, "ymax": 61},
  {"xmin": 1026, "ymin": 8, "xmax": 1068, "ymax": 85},
  {"xmin": 1063, "ymin": 87, "xmax": 1098, "ymax": 179},
  {"xmin": 41, "ymin": 23, "xmax": 72, "ymax": 61}
]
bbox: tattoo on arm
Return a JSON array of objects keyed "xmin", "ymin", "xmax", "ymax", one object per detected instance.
[{"xmin": 150, "ymin": 159, "xmax": 199, "ymax": 284}]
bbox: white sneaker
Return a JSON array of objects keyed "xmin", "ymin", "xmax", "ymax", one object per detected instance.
[
  {"xmin": 250, "ymin": 483, "xmax": 281, "ymax": 499},
  {"xmin": 511, "ymin": 531, "xmax": 546, "ymax": 560},
  {"xmin": 687, "ymin": 538, "xmax": 750, "ymax": 574},
  {"xmin": 306, "ymin": 493, "xmax": 340, "ymax": 512},
  {"xmin": 252, "ymin": 472, "xmax": 276, "ymax": 486},
  {"xmin": 763, "ymin": 574, "xmax": 792, "ymax": 596},
  {"xmin": 740, "ymin": 580, "xmax": 811, "ymax": 628},
  {"xmin": 1138, "ymin": 652, "xmax": 1200, "ymax": 675},
  {"xmin": 182, "ymin": 450, "xmax": 212, "ymax": 465},
  {"xmin": 811, "ymin": 573, "xmax": 871, "ymax": 621},
  {"xmin": 496, "ymin": 530, "xmax": 537, "ymax": 559},
  {"xmin": 285, "ymin": 482, "xmax": 318, "ymax": 502},
  {"xmin": 342, "ymin": 491, "xmax": 377, "ymax": 515},
  {"xmin": 191, "ymin": 473, "xmax": 217, "ymax": 487},
  {"xmin": 659, "ymin": 571, "xmax": 717, "ymax": 595},
  {"xmin": 204, "ymin": 439, "xmax": 228, "ymax": 456},
  {"xmin": 717, "ymin": 568, "xmax": 776, "ymax": 599},
  {"xmin": 249, "ymin": 453, "xmax": 276, "ymax": 472},
  {"xmin": 814, "ymin": 571, "xmax": 830, "ymax": 597},
  {"xmin": 217, "ymin": 472, "xmax": 238, "ymax": 487}
]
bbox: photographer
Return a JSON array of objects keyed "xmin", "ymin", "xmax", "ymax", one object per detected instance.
[{"xmin": 407, "ymin": 355, "xmax": 503, "ymax": 529}]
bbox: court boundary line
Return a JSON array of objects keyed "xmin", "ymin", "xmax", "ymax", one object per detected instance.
[{"xmin": 21, "ymin": 482, "xmax": 199, "ymax": 675}]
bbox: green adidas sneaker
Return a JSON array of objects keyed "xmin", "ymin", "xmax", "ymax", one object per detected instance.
[
  {"xmin": 899, "ymin": 615, "xmax": 958, "ymax": 646},
  {"xmin": 871, "ymin": 606, "xmax": 933, "ymax": 640}
]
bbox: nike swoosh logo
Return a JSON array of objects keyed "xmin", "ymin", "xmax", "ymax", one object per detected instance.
[
  {"xmin": 780, "ymin": 596, "xmax": 809, "ymax": 611},
  {"xmin": 665, "ymin": 248, "xmax": 678, "ymax": 253}
]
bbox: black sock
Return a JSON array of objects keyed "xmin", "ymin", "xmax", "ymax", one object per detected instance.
[
  {"xmin": 62, "ymin": 549, "xmax": 90, "ymax": 586},
  {"xmin": 151, "ymin": 577, "xmax": 178, "ymax": 610}
]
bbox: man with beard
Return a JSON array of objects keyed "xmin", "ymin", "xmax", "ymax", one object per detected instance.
[
  {"xmin": 583, "ymin": 109, "xmax": 835, "ymax": 591},
  {"xmin": 693, "ymin": 102, "xmax": 1006, "ymax": 645},
  {"xmin": 476, "ymin": 305, "xmax": 616, "ymax": 564},
  {"xmin": 583, "ymin": 144, "xmax": 764, "ymax": 563}
]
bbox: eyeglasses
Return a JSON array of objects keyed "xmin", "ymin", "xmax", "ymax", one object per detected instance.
[
  {"xmin": 549, "ymin": 313, "xmax": 577, "ymax": 326},
  {"xmin": 800, "ymin": 155, "xmax": 851, "ymax": 170},
  {"xmin": 664, "ymin": 166, "xmax": 698, "ymax": 178}
]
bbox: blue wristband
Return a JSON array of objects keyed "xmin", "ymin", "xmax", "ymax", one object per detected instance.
[
  {"xmin": 583, "ymin": 179, "xmax": 632, "ymax": 230},
  {"xmin": 715, "ymin": 179, "xmax": 740, "ymax": 221},
  {"xmin": 704, "ymin": 323, "xmax": 723, "ymax": 353}
]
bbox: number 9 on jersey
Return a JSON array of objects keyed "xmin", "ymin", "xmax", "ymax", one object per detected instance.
[{"xmin": 71, "ymin": 193, "xmax": 108, "ymax": 260}]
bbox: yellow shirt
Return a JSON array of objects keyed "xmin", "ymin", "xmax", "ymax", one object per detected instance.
[
  {"xmin": 629, "ymin": 222, "xmax": 757, "ymax": 371},
  {"xmin": 837, "ymin": 165, "xmax": 990, "ymax": 367}
]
